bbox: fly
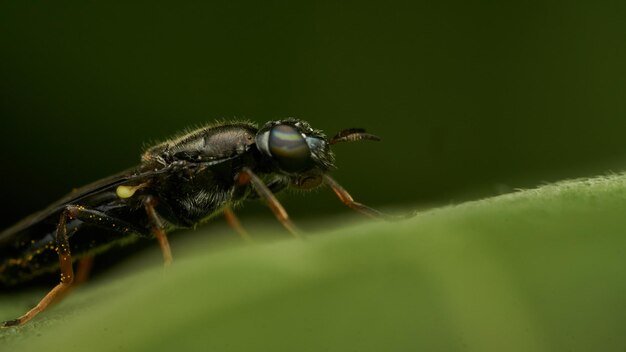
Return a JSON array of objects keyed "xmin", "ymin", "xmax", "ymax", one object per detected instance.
[{"xmin": 0, "ymin": 118, "xmax": 400, "ymax": 327}]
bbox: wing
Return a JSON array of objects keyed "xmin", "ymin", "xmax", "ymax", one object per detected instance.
[
  {"xmin": 0, "ymin": 166, "xmax": 156, "ymax": 244},
  {"xmin": 0, "ymin": 152, "xmax": 244, "ymax": 246}
]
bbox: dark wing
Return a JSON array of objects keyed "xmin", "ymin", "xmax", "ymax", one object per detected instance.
[
  {"xmin": 0, "ymin": 154, "xmax": 241, "ymax": 245},
  {"xmin": 0, "ymin": 166, "xmax": 159, "ymax": 243}
]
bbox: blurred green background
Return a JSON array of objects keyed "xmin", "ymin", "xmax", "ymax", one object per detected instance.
[
  {"xmin": 1, "ymin": 1, "xmax": 626, "ymax": 226},
  {"xmin": 2, "ymin": 2, "xmax": 626, "ymax": 351}
]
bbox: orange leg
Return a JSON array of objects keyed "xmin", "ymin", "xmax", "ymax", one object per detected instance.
[
  {"xmin": 323, "ymin": 175, "xmax": 414, "ymax": 220},
  {"xmin": 144, "ymin": 196, "xmax": 173, "ymax": 266},
  {"xmin": 74, "ymin": 256, "xmax": 94, "ymax": 286},
  {"xmin": 2, "ymin": 206, "xmax": 77, "ymax": 327},
  {"xmin": 50, "ymin": 255, "xmax": 95, "ymax": 306},
  {"xmin": 224, "ymin": 205, "xmax": 253, "ymax": 243},
  {"xmin": 238, "ymin": 167, "xmax": 301, "ymax": 238}
]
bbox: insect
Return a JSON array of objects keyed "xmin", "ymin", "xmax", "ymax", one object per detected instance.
[{"xmin": 0, "ymin": 118, "xmax": 396, "ymax": 327}]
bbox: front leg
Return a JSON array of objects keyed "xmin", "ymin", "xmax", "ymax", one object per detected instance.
[
  {"xmin": 236, "ymin": 167, "xmax": 302, "ymax": 238},
  {"xmin": 323, "ymin": 175, "xmax": 415, "ymax": 220}
]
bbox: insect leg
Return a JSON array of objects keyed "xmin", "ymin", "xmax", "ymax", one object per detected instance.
[
  {"xmin": 143, "ymin": 196, "xmax": 173, "ymax": 266},
  {"xmin": 1, "ymin": 206, "xmax": 78, "ymax": 327},
  {"xmin": 245, "ymin": 178, "xmax": 289, "ymax": 199},
  {"xmin": 74, "ymin": 255, "xmax": 95, "ymax": 286},
  {"xmin": 50, "ymin": 255, "xmax": 95, "ymax": 306},
  {"xmin": 223, "ymin": 205, "xmax": 252, "ymax": 242},
  {"xmin": 237, "ymin": 167, "xmax": 302, "ymax": 238},
  {"xmin": 323, "ymin": 175, "xmax": 407, "ymax": 220}
]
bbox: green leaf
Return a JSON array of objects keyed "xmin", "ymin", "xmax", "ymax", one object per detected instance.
[{"xmin": 2, "ymin": 174, "xmax": 626, "ymax": 351}]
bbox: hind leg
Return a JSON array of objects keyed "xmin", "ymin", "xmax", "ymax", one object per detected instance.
[
  {"xmin": 1, "ymin": 206, "xmax": 77, "ymax": 327},
  {"xmin": 1, "ymin": 204, "xmax": 147, "ymax": 327}
]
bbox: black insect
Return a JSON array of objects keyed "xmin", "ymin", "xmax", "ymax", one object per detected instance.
[{"xmin": 0, "ymin": 118, "xmax": 396, "ymax": 327}]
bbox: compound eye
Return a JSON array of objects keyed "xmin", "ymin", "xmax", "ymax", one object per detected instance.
[{"xmin": 269, "ymin": 124, "xmax": 312, "ymax": 172}]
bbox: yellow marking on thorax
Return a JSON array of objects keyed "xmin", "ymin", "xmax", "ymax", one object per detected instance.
[{"xmin": 116, "ymin": 184, "xmax": 146, "ymax": 199}]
